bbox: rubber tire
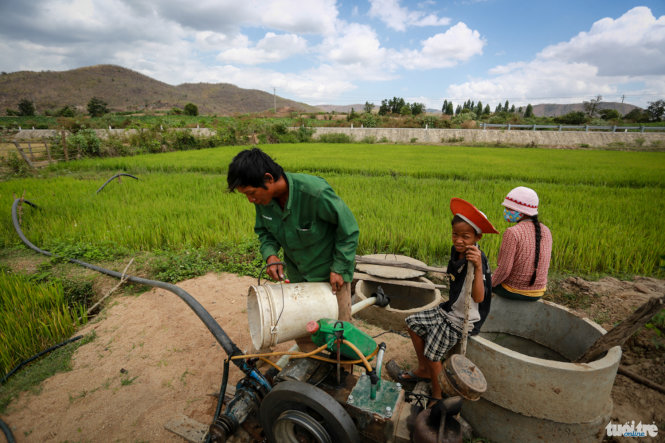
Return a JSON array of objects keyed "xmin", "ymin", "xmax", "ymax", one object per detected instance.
[{"xmin": 259, "ymin": 380, "xmax": 360, "ymax": 443}]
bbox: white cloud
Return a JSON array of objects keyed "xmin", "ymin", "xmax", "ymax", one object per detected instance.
[
  {"xmin": 125, "ymin": 0, "xmax": 338, "ymax": 35},
  {"xmin": 180, "ymin": 64, "xmax": 357, "ymax": 101},
  {"xmin": 256, "ymin": 0, "xmax": 338, "ymax": 35},
  {"xmin": 217, "ymin": 33, "xmax": 308, "ymax": 65},
  {"xmin": 320, "ymin": 23, "xmax": 386, "ymax": 66},
  {"xmin": 449, "ymin": 60, "xmax": 618, "ymax": 105},
  {"xmin": 193, "ymin": 32, "xmax": 244, "ymax": 52},
  {"xmin": 538, "ymin": 6, "xmax": 665, "ymax": 76},
  {"xmin": 395, "ymin": 22, "xmax": 485, "ymax": 69},
  {"xmin": 447, "ymin": 7, "xmax": 665, "ymax": 107},
  {"xmin": 368, "ymin": 0, "xmax": 450, "ymax": 31}
]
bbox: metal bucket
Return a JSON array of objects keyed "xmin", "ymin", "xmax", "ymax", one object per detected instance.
[
  {"xmin": 439, "ymin": 354, "xmax": 487, "ymax": 401},
  {"xmin": 247, "ymin": 282, "xmax": 338, "ymax": 350}
]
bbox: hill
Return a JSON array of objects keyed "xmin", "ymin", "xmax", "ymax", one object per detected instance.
[
  {"xmin": 532, "ymin": 102, "xmax": 640, "ymax": 117},
  {"xmin": 315, "ymin": 104, "xmax": 366, "ymax": 113},
  {"xmin": 0, "ymin": 65, "xmax": 317, "ymax": 116}
]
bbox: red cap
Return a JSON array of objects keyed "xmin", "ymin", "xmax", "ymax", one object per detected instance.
[
  {"xmin": 450, "ymin": 198, "xmax": 498, "ymax": 234},
  {"xmin": 306, "ymin": 320, "xmax": 320, "ymax": 334}
]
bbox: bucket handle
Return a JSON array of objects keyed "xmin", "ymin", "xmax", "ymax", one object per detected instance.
[{"xmin": 258, "ymin": 260, "xmax": 287, "ymax": 286}]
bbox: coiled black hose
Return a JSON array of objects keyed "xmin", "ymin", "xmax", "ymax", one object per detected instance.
[{"xmin": 10, "ymin": 198, "xmax": 265, "ymax": 383}]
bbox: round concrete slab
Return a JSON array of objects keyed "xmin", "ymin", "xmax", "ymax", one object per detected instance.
[{"xmin": 356, "ymin": 254, "xmax": 426, "ymax": 279}]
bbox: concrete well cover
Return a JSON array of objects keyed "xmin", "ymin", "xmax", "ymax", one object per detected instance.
[{"xmin": 356, "ymin": 254, "xmax": 426, "ymax": 279}]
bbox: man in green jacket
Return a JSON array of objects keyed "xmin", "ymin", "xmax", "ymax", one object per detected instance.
[{"xmin": 227, "ymin": 148, "xmax": 359, "ymax": 338}]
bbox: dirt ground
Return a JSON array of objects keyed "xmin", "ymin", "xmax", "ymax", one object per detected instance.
[{"xmin": 0, "ymin": 272, "xmax": 663, "ymax": 442}]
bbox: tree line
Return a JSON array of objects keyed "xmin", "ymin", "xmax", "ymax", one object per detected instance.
[
  {"xmin": 439, "ymin": 95, "xmax": 664, "ymax": 123},
  {"xmin": 355, "ymin": 96, "xmax": 664, "ymax": 124},
  {"xmin": 5, "ymin": 98, "xmax": 201, "ymax": 118}
]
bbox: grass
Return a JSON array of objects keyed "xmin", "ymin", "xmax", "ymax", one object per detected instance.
[
  {"xmin": 45, "ymin": 143, "xmax": 665, "ymax": 188},
  {"xmin": 2, "ymin": 157, "xmax": 663, "ymax": 275},
  {"xmin": 0, "ymin": 332, "xmax": 95, "ymax": 413}
]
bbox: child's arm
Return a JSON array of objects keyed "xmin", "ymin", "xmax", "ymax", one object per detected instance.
[{"xmin": 465, "ymin": 245, "xmax": 485, "ymax": 303}]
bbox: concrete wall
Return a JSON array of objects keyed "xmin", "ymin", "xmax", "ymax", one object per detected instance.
[
  {"xmin": 313, "ymin": 127, "xmax": 665, "ymax": 149},
  {"xmin": 11, "ymin": 126, "xmax": 665, "ymax": 149},
  {"xmin": 12, "ymin": 127, "xmax": 217, "ymax": 140}
]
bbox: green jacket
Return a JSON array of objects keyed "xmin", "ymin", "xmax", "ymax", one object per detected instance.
[{"xmin": 254, "ymin": 172, "xmax": 359, "ymax": 282}]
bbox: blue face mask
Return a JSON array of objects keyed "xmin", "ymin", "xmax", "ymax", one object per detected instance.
[{"xmin": 503, "ymin": 208, "xmax": 523, "ymax": 223}]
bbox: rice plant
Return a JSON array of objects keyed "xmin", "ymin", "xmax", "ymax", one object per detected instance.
[
  {"xmin": 2, "ymin": 143, "xmax": 664, "ymax": 276},
  {"xmin": 0, "ymin": 271, "xmax": 86, "ymax": 378}
]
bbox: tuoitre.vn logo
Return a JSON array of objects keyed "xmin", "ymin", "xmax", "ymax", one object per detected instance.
[{"xmin": 606, "ymin": 421, "xmax": 658, "ymax": 438}]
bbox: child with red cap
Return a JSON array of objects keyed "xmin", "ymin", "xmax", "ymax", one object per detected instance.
[
  {"xmin": 389, "ymin": 198, "xmax": 497, "ymax": 402},
  {"xmin": 492, "ymin": 186, "xmax": 552, "ymax": 301}
]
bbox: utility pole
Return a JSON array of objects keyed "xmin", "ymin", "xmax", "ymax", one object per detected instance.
[
  {"xmin": 273, "ymin": 88, "xmax": 276, "ymax": 113},
  {"xmin": 621, "ymin": 94, "xmax": 625, "ymax": 103}
]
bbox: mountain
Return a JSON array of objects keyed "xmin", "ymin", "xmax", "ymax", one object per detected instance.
[
  {"xmin": 315, "ymin": 104, "xmax": 367, "ymax": 113},
  {"xmin": 531, "ymin": 102, "xmax": 640, "ymax": 117},
  {"xmin": 0, "ymin": 65, "xmax": 317, "ymax": 116}
]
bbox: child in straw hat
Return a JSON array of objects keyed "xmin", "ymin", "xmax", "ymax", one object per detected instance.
[{"xmin": 390, "ymin": 198, "xmax": 497, "ymax": 402}]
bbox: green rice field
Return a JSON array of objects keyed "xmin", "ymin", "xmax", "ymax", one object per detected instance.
[
  {"xmin": 1, "ymin": 142, "xmax": 663, "ymax": 377},
  {"xmin": 2, "ymin": 143, "xmax": 664, "ymax": 276}
]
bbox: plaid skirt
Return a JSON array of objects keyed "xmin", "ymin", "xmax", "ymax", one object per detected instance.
[{"xmin": 405, "ymin": 306, "xmax": 462, "ymax": 361}]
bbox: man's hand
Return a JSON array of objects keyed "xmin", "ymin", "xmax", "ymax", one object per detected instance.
[
  {"xmin": 266, "ymin": 255, "xmax": 285, "ymax": 282},
  {"xmin": 330, "ymin": 271, "xmax": 344, "ymax": 294}
]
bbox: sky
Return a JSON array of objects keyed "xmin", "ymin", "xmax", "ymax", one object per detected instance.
[{"xmin": 0, "ymin": 0, "xmax": 664, "ymax": 110}]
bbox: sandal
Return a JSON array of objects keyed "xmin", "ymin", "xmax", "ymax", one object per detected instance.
[{"xmin": 386, "ymin": 359, "xmax": 431, "ymax": 384}]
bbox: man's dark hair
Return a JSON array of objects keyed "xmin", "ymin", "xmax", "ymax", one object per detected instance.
[{"xmin": 227, "ymin": 147, "xmax": 284, "ymax": 191}]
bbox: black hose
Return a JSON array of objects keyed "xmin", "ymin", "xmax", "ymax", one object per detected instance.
[
  {"xmin": 0, "ymin": 337, "xmax": 85, "ymax": 443},
  {"xmin": 205, "ymin": 359, "xmax": 231, "ymax": 443},
  {"xmin": 95, "ymin": 173, "xmax": 139, "ymax": 194},
  {"xmin": 1, "ymin": 335, "xmax": 83, "ymax": 385},
  {"xmin": 11, "ymin": 198, "xmax": 257, "ymax": 377},
  {"xmin": 0, "ymin": 417, "xmax": 16, "ymax": 443}
]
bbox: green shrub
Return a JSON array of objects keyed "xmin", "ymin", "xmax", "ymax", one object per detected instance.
[
  {"xmin": 152, "ymin": 249, "xmax": 216, "ymax": 283},
  {"xmin": 216, "ymin": 127, "xmax": 238, "ymax": 145},
  {"xmin": 2, "ymin": 151, "xmax": 31, "ymax": 176},
  {"xmin": 421, "ymin": 115, "xmax": 439, "ymax": 128},
  {"xmin": 318, "ymin": 133, "xmax": 352, "ymax": 143},
  {"xmin": 169, "ymin": 130, "xmax": 198, "ymax": 150},
  {"xmin": 361, "ymin": 114, "xmax": 378, "ymax": 128},
  {"xmin": 183, "ymin": 103, "xmax": 198, "ymax": 116},
  {"xmin": 67, "ymin": 129, "xmax": 101, "ymax": 156},
  {"xmin": 295, "ymin": 126, "xmax": 314, "ymax": 142},
  {"xmin": 146, "ymin": 139, "xmax": 163, "ymax": 153},
  {"xmin": 555, "ymin": 112, "xmax": 587, "ymax": 125},
  {"xmin": 100, "ymin": 135, "xmax": 130, "ymax": 156}
]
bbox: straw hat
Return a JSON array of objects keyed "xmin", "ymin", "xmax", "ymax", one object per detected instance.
[
  {"xmin": 502, "ymin": 187, "xmax": 539, "ymax": 216},
  {"xmin": 450, "ymin": 198, "xmax": 498, "ymax": 234}
]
